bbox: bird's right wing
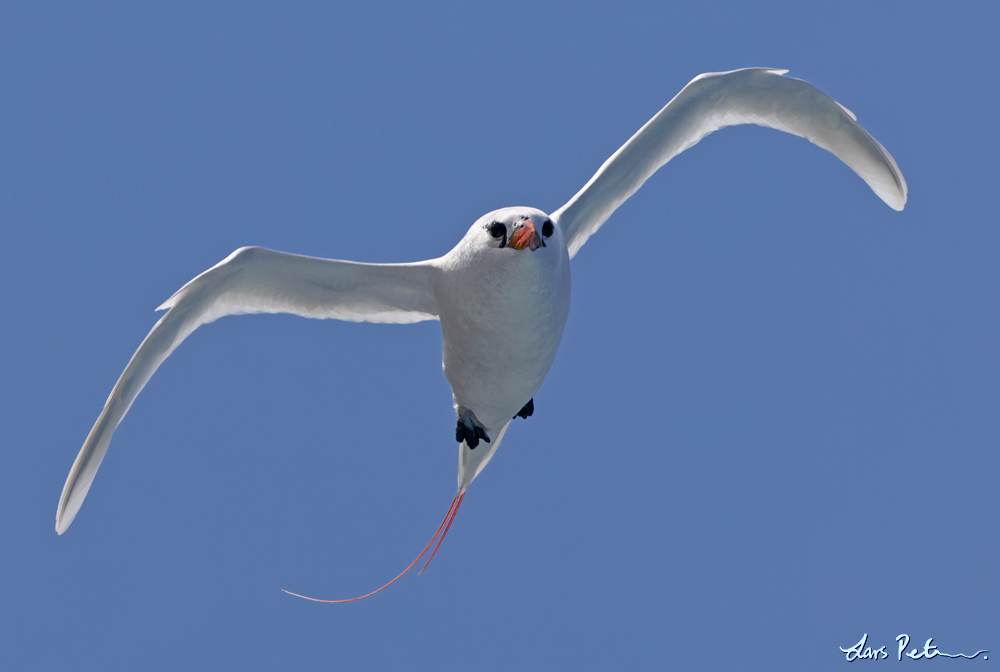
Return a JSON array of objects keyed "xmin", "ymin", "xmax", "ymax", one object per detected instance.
[
  {"xmin": 56, "ymin": 246, "xmax": 440, "ymax": 534},
  {"xmin": 553, "ymin": 68, "xmax": 907, "ymax": 258}
]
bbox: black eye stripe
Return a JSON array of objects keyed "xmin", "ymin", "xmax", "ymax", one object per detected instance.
[{"xmin": 542, "ymin": 220, "xmax": 554, "ymax": 237}]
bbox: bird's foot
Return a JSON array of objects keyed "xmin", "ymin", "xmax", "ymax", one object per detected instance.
[
  {"xmin": 514, "ymin": 398, "xmax": 534, "ymax": 420},
  {"xmin": 456, "ymin": 407, "xmax": 490, "ymax": 450}
]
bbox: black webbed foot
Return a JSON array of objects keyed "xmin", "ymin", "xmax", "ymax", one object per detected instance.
[
  {"xmin": 514, "ymin": 398, "xmax": 534, "ymax": 420},
  {"xmin": 456, "ymin": 407, "xmax": 490, "ymax": 449}
]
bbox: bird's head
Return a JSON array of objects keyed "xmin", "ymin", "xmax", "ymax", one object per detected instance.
[{"xmin": 468, "ymin": 206, "xmax": 559, "ymax": 254}]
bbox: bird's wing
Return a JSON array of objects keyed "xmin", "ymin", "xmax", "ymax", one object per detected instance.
[
  {"xmin": 553, "ymin": 68, "xmax": 907, "ymax": 258},
  {"xmin": 56, "ymin": 246, "xmax": 440, "ymax": 534}
]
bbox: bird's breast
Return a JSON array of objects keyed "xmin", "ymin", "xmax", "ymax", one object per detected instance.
[{"xmin": 434, "ymin": 246, "xmax": 571, "ymax": 430}]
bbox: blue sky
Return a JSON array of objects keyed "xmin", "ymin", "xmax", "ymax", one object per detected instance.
[{"xmin": 2, "ymin": 1, "xmax": 997, "ymax": 669}]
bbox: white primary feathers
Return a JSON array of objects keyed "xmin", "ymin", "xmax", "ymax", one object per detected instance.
[{"xmin": 56, "ymin": 68, "xmax": 906, "ymax": 599}]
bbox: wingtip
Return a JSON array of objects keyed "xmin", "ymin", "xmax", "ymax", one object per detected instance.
[
  {"xmin": 55, "ymin": 503, "xmax": 74, "ymax": 534},
  {"xmin": 878, "ymin": 189, "xmax": 906, "ymax": 212},
  {"xmin": 55, "ymin": 475, "xmax": 80, "ymax": 535},
  {"xmin": 889, "ymin": 173, "xmax": 910, "ymax": 212},
  {"xmin": 55, "ymin": 486, "xmax": 83, "ymax": 535},
  {"xmin": 872, "ymin": 187, "xmax": 906, "ymax": 212}
]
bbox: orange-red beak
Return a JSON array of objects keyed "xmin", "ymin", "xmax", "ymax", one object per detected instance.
[{"xmin": 508, "ymin": 219, "xmax": 543, "ymax": 251}]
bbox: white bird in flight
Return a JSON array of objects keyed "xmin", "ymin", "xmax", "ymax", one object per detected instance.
[{"xmin": 56, "ymin": 68, "xmax": 906, "ymax": 601}]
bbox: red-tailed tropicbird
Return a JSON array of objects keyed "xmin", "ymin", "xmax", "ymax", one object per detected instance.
[{"xmin": 55, "ymin": 68, "xmax": 907, "ymax": 601}]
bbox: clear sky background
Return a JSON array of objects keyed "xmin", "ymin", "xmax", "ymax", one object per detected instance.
[{"xmin": 2, "ymin": 2, "xmax": 997, "ymax": 669}]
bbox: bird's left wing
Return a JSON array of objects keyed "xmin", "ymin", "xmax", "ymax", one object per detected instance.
[
  {"xmin": 553, "ymin": 68, "xmax": 907, "ymax": 258},
  {"xmin": 56, "ymin": 246, "xmax": 440, "ymax": 534}
]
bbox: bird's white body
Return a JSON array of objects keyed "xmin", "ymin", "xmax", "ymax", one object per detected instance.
[
  {"xmin": 55, "ymin": 68, "xmax": 908, "ymax": 591},
  {"xmin": 437, "ymin": 207, "xmax": 572, "ymax": 489}
]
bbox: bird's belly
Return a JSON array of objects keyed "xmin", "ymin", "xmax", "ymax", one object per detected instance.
[{"xmin": 437, "ymin": 255, "xmax": 571, "ymax": 431}]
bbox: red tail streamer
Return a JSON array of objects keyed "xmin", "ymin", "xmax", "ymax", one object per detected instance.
[
  {"xmin": 283, "ymin": 494, "xmax": 460, "ymax": 603},
  {"xmin": 419, "ymin": 491, "xmax": 464, "ymax": 575}
]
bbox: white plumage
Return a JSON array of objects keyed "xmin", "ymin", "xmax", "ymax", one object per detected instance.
[{"xmin": 56, "ymin": 69, "xmax": 906, "ymax": 594}]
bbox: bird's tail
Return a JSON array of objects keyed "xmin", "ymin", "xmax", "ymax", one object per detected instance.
[{"xmin": 282, "ymin": 491, "xmax": 466, "ymax": 603}]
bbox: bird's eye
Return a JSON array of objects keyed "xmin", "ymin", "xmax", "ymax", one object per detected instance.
[
  {"xmin": 542, "ymin": 220, "xmax": 554, "ymax": 237},
  {"xmin": 489, "ymin": 222, "xmax": 506, "ymax": 239}
]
